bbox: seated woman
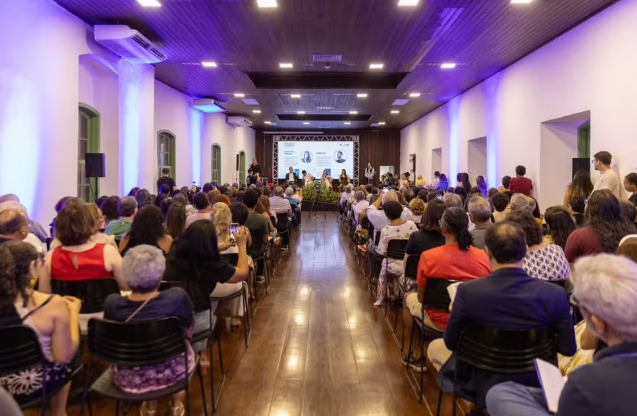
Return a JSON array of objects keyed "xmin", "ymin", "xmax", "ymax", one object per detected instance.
[
  {"xmin": 42, "ymin": 203, "xmax": 124, "ymax": 331},
  {"xmin": 408, "ymin": 198, "xmax": 426, "ymax": 224},
  {"xmin": 373, "ymin": 201, "xmax": 418, "ymax": 307},
  {"xmin": 104, "ymin": 245, "xmax": 194, "ymax": 416},
  {"xmin": 0, "ymin": 241, "xmax": 81, "ymax": 416},
  {"xmin": 119, "ymin": 205, "xmax": 173, "ymax": 254},
  {"xmin": 506, "ymin": 210, "xmax": 570, "ymax": 281}
]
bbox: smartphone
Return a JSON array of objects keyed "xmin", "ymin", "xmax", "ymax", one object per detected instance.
[
  {"xmin": 436, "ymin": 194, "xmax": 443, "ymax": 200},
  {"xmin": 383, "ymin": 186, "xmax": 389, "ymax": 191},
  {"xmin": 229, "ymin": 223, "xmax": 239, "ymax": 243}
]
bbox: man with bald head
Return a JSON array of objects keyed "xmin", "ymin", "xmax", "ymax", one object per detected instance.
[
  {"xmin": 0, "ymin": 209, "xmax": 30, "ymax": 244},
  {"xmin": 426, "ymin": 222, "xmax": 576, "ymax": 411}
]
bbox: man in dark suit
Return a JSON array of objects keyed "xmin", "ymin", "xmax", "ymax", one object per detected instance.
[
  {"xmin": 284, "ymin": 166, "xmax": 299, "ymax": 184},
  {"xmin": 427, "ymin": 222, "xmax": 576, "ymax": 412}
]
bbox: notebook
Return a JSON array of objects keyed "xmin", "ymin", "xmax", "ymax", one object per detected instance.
[{"xmin": 535, "ymin": 358, "xmax": 567, "ymax": 412}]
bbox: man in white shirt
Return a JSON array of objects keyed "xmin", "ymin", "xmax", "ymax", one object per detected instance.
[
  {"xmin": 352, "ymin": 191, "xmax": 370, "ymax": 225},
  {"xmin": 592, "ymin": 151, "xmax": 621, "ymax": 198}
]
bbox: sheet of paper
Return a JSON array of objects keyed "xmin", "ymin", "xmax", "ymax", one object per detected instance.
[
  {"xmin": 535, "ymin": 358, "xmax": 567, "ymax": 413},
  {"xmin": 446, "ymin": 282, "xmax": 461, "ymax": 302}
]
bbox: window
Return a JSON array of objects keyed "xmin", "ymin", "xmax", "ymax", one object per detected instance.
[
  {"xmin": 78, "ymin": 105, "xmax": 100, "ymax": 202},
  {"xmin": 157, "ymin": 131, "xmax": 176, "ymax": 180},
  {"xmin": 239, "ymin": 151, "xmax": 246, "ymax": 185},
  {"xmin": 212, "ymin": 144, "xmax": 221, "ymax": 183}
]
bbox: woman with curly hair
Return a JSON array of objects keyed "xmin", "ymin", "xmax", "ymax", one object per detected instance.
[
  {"xmin": 563, "ymin": 170, "xmax": 594, "ymax": 206},
  {"xmin": 0, "ymin": 241, "xmax": 81, "ymax": 415},
  {"xmin": 119, "ymin": 205, "xmax": 173, "ymax": 255},
  {"xmin": 544, "ymin": 206, "xmax": 576, "ymax": 249},
  {"xmin": 565, "ymin": 189, "xmax": 636, "ymax": 263}
]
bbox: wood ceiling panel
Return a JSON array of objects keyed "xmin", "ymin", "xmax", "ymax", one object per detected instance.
[{"xmin": 55, "ymin": 0, "xmax": 618, "ymax": 129}]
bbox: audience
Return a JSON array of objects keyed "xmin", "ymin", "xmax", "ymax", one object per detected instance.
[
  {"xmin": 476, "ymin": 175, "xmax": 488, "ymax": 196},
  {"xmin": 565, "ymin": 190, "xmax": 635, "ymax": 263},
  {"xmin": 408, "ymin": 198, "xmax": 425, "ymax": 224},
  {"xmin": 509, "ymin": 165, "xmax": 533, "ymax": 196},
  {"xmin": 0, "ymin": 241, "xmax": 81, "ymax": 416},
  {"xmin": 352, "ymin": 190, "xmax": 370, "ymax": 225},
  {"xmin": 592, "ymin": 151, "xmax": 620, "ymax": 198},
  {"xmin": 165, "ymin": 202, "xmax": 187, "ymax": 240},
  {"xmin": 624, "ymin": 172, "xmax": 637, "ymax": 205},
  {"xmin": 619, "ymin": 200, "xmax": 637, "ymax": 224},
  {"xmin": 490, "ymin": 192, "xmax": 510, "ymax": 222},
  {"xmin": 506, "ymin": 210, "xmax": 570, "ymax": 282},
  {"xmin": 568, "ymin": 196, "xmax": 586, "ymax": 228},
  {"xmin": 498, "ymin": 175, "xmax": 512, "ymax": 193},
  {"xmin": 468, "ymin": 196, "xmax": 492, "ymax": 248},
  {"xmin": 403, "ymin": 207, "xmax": 491, "ymax": 371},
  {"xmin": 564, "ymin": 170, "xmax": 594, "ymax": 207},
  {"xmin": 443, "ymin": 192, "xmax": 463, "ymax": 209},
  {"xmin": 135, "ymin": 188, "xmax": 153, "ymax": 209},
  {"xmin": 486, "ymin": 254, "xmax": 637, "ymax": 416},
  {"xmin": 269, "ymin": 186, "xmax": 292, "ymax": 215},
  {"xmin": 119, "ymin": 205, "xmax": 173, "ymax": 254},
  {"xmin": 104, "ymin": 245, "xmax": 193, "ymax": 416},
  {"xmin": 428, "ymin": 222, "xmax": 575, "ymax": 410},
  {"xmin": 105, "ymin": 196, "xmax": 137, "ymax": 242},
  {"xmin": 618, "ymin": 234, "xmax": 637, "ymax": 261},
  {"xmin": 100, "ymin": 196, "xmax": 120, "ymax": 225},
  {"xmin": 543, "ymin": 206, "xmax": 576, "ymax": 249},
  {"xmin": 186, "ymin": 192, "xmax": 212, "ymax": 227}
]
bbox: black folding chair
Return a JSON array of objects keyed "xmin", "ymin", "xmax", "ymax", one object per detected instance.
[
  {"xmin": 51, "ymin": 278, "xmax": 120, "ymax": 314},
  {"xmin": 83, "ymin": 317, "xmax": 208, "ymax": 416},
  {"xmin": 276, "ymin": 213, "xmax": 290, "ymax": 247},
  {"xmin": 0, "ymin": 325, "xmax": 82, "ymax": 415},
  {"xmin": 382, "ymin": 239, "xmax": 408, "ymax": 317},
  {"xmin": 394, "ymin": 254, "xmax": 420, "ymax": 350},
  {"xmin": 436, "ymin": 323, "xmax": 558, "ymax": 416}
]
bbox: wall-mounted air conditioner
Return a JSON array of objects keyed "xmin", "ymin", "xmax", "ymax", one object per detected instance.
[
  {"xmin": 94, "ymin": 25, "xmax": 167, "ymax": 64},
  {"xmin": 227, "ymin": 116, "xmax": 253, "ymax": 128}
]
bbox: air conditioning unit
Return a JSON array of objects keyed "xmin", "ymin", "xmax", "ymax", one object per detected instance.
[
  {"xmin": 226, "ymin": 116, "xmax": 253, "ymax": 128},
  {"xmin": 193, "ymin": 98, "xmax": 226, "ymax": 113},
  {"xmin": 94, "ymin": 25, "xmax": 167, "ymax": 64}
]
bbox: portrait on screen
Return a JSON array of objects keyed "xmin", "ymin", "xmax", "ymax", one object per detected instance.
[
  {"xmin": 334, "ymin": 150, "xmax": 346, "ymax": 163},
  {"xmin": 301, "ymin": 150, "xmax": 312, "ymax": 163}
]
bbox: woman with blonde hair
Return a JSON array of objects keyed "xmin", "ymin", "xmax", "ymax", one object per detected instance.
[{"xmin": 409, "ymin": 198, "xmax": 426, "ymax": 224}]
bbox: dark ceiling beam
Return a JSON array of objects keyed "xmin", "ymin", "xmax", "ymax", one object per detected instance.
[
  {"xmin": 276, "ymin": 114, "xmax": 371, "ymax": 122},
  {"xmin": 247, "ymin": 72, "xmax": 409, "ymax": 89}
]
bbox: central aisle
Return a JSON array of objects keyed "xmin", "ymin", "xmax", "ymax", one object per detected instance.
[{"xmin": 213, "ymin": 212, "xmax": 434, "ymax": 416}]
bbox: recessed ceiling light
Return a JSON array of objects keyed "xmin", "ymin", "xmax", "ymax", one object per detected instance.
[
  {"xmin": 349, "ymin": 111, "xmax": 358, "ymax": 115},
  {"xmin": 398, "ymin": 0, "xmax": 419, "ymax": 6},
  {"xmin": 252, "ymin": 110, "xmax": 261, "ymax": 114},
  {"xmin": 391, "ymin": 110, "xmax": 400, "ymax": 114},
  {"xmin": 441, "ymin": 63, "xmax": 457, "ymax": 69},
  {"xmin": 297, "ymin": 111, "xmax": 305, "ymax": 114},
  {"xmin": 279, "ymin": 62, "xmax": 293, "ymax": 69},
  {"xmin": 409, "ymin": 92, "xmax": 421, "ymax": 98},
  {"xmin": 357, "ymin": 93, "xmax": 368, "ymax": 98},
  {"xmin": 303, "ymin": 122, "xmax": 310, "ymax": 125},
  {"xmin": 511, "ymin": 0, "xmax": 533, "ymax": 3},
  {"xmin": 201, "ymin": 61, "xmax": 217, "ymax": 68},
  {"xmin": 264, "ymin": 121, "xmax": 272, "ymax": 124},
  {"xmin": 257, "ymin": 0, "xmax": 278, "ymax": 8},
  {"xmin": 344, "ymin": 122, "xmax": 352, "ymax": 125},
  {"xmin": 378, "ymin": 122, "xmax": 386, "ymax": 126},
  {"xmin": 234, "ymin": 93, "xmax": 245, "ymax": 98},
  {"xmin": 290, "ymin": 94, "xmax": 301, "ymax": 98},
  {"xmin": 369, "ymin": 63, "xmax": 384, "ymax": 70},
  {"xmin": 137, "ymin": 0, "xmax": 161, "ymax": 7}
]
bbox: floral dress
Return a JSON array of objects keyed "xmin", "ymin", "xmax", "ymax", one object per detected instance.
[{"xmin": 375, "ymin": 220, "xmax": 417, "ymax": 302}]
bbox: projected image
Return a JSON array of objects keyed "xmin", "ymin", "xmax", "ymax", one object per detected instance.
[{"xmin": 277, "ymin": 141, "xmax": 354, "ymax": 179}]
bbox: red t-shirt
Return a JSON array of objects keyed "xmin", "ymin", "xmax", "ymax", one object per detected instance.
[
  {"xmin": 417, "ymin": 245, "xmax": 491, "ymax": 329},
  {"xmin": 508, "ymin": 176, "xmax": 533, "ymax": 196}
]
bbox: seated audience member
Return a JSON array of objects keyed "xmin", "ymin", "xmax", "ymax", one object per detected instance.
[
  {"xmin": 511, "ymin": 193, "xmax": 536, "ymax": 213},
  {"xmin": 270, "ymin": 186, "xmax": 292, "ymax": 214},
  {"xmin": 565, "ymin": 190, "xmax": 635, "ymax": 263},
  {"xmin": 104, "ymin": 245, "xmax": 194, "ymax": 416},
  {"xmin": 415, "ymin": 175, "xmax": 427, "ymax": 187},
  {"xmin": 119, "ymin": 205, "xmax": 173, "ymax": 254},
  {"xmin": 0, "ymin": 241, "xmax": 81, "ymax": 415},
  {"xmin": 85, "ymin": 203, "xmax": 117, "ymax": 247},
  {"xmin": 243, "ymin": 190, "xmax": 270, "ymax": 280},
  {"xmin": 509, "ymin": 165, "xmax": 533, "ymax": 196},
  {"xmin": 543, "ymin": 206, "xmax": 576, "ymax": 249},
  {"xmin": 352, "ymin": 191, "xmax": 370, "ymax": 225},
  {"xmin": 105, "ymin": 196, "xmax": 137, "ymax": 241},
  {"xmin": 403, "ymin": 208, "xmax": 491, "ymax": 370},
  {"xmin": 417, "ymin": 189, "xmax": 429, "ymax": 201},
  {"xmin": 486, "ymin": 254, "xmax": 637, "ymax": 416},
  {"xmin": 0, "ymin": 198, "xmax": 48, "ymax": 248},
  {"xmin": 135, "ymin": 188, "xmax": 153, "ymax": 209},
  {"xmin": 498, "ymin": 175, "xmax": 512, "ymax": 193},
  {"xmin": 213, "ymin": 203, "xmax": 252, "ymax": 254},
  {"xmin": 592, "ymin": 150, "xmax": 620, "ymax": 198},
  {"xmin": 408, "ymin": 198, "xmax": 426, "ymax": 224},
  {"xmin": 165, "ymin": 202, "xmax": 186, "ymax": 240},
  {"xmin": 373, "ymin": 201, "xmax": 417, "ymax": 307},
  {"xmin": 487, "ymin": 187, "xmax": 498, "ymax": 198},
  {"xmin": 568, "ymin": 196, "xmax": 586, "ymax": 228},
  {"xmin": 619, "ymin": 200, "xmax": 637, "ymax": 224},
  {"xmin": 402, "ymin": 200, "xmax": 446, "ymax": 291},
  {"xmin": 506, "ymin": 210, "xmax": 570, "ymax": 281},
  {"xmin": 476, "ymin": 176, "xmax": 488, "ymax": 196},
  {"xmin": 443, "ymin": 192, "xmax": 463, "ymax": 209},
  {"xmin": 624, "ymin": 172, "xmax": 637, "ymax": 205},
  {"xmin": 99, "ymin": 196, "xmax": 120, "ymax": 225},
  {"xmin": 186, "ymin": 192, "xmax": 213, "ymax": 227},
  {"xmin": 468, "ymin": 196, "xmax": 492, "ymax": 248},
  {"xmin": 257, "ymin": 195, "xmax": 277, "ymax": 228},
  {"xmin": 403, "ymin": 188, "xmax": 416, "ymax": 204},
  {"xmin": 490, "ymin": 192, "xmax": 510, "ymax": 223},
  {"xmin": 284, "ymin": 187, "xmax": 298, "ymax": 208},
  {"xmin": 563, "ymin": 170, "xmax": 594, "ymax": 207},
  {"xmin": 212, "ymin": 194, "xmax": 232, "ymax": 207},
  {"xmin": 362, "ymin": 190, "xmax": 411, "ymax": 248},
  {"xmin": 618, "ymin": 234, "xmax": 637, "ymax": 262},
  {"xmin": 428, "ymin": 222, "xmax": 575, "ymax": 409},
  {"xmin": 0, "ymin": 209, "xmax": 32, "ymax": 247}
]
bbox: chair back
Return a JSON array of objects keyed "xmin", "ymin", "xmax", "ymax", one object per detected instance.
[
  {"xmin": 386, "ymin": 239, "xmax": 408, "ymax": 260},
  {"xmin": 0, "ymin": 325, "xmax": 43, "ymax": 377},
  {"xmin": 423, "ymin": 278, "xmax": 457, "ymax": 312},
  {"xmin": 456, "ymin": 322, "xmax": 558, "ymax": 374},
  {"xmin": 374, "ymin": 231, "xmax": 381, "ymax": 246},
  {"xmin": 160, "ymin": 280, "xmax": 210, "ymax": 313},
  {"xmin": 220, "ymin": 253, "xmax": 239, "ymax": 266},
  {"xmin": 276, "ymin": 213, "xmax": 289, "ymax": 228},
  {"xmin": 87, "ymin": 317, "xmax": 187, "ymax": 367},
  {"xmin": 404, "ymin": 254, "xmax": 420, "ymax": 281},
  {"xmin": 51, "ymin": 278, "xmax": 120, "ymax": 314}
]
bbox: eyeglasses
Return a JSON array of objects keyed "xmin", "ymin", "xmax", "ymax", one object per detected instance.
[{"xmin": 591, "ymin": 159, "xmax": 597, "ymax": 164}]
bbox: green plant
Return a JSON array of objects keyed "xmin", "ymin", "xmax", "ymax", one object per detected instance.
[{"xmin": 301, "ymin": 183, "xmax": 339, "ymax": 204}]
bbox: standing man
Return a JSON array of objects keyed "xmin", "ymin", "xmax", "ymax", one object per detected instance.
[
  {"xmin": 157, "ymin": 167, "xmax": 176, "ymax": 193},
  {"xmin": 624, "ymin": 172, "xmax": 637, "ymax": 205},
  {"xmin": 250, "ymin": 158, "xmax": 261, "ymax": 176},
  {"xmin": 592, "ymin": 151, "xmax": 620, "ymax": 198},
  {"xmin": 365, "ymin": 163, "xmax": 375, "ymax": 185},
  {"xmin": 508, "ymin": 165, "xmax": 533, "ymax": 196}
]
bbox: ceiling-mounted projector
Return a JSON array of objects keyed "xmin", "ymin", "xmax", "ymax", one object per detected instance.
[{"xmin": 193, "ymin": 99, "xmax": 226, "ymax": 113}]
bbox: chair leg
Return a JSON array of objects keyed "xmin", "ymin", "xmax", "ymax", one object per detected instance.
[
  {"xmin": 243, "ymin": 287, "xmax": 250, "ymax": 348},
  {"xmin": 209, "ymin": 341, "xmax": 215, "ymax": 413},
  {"xmin": 114, "ymin": 400, "xmax": 120, "ymax": 416},
  {"xmin": 436, "ymin": 389, "xmax": 444, "ymax": 416},
  {"xmin": 419, "ymin": 326, "xmax": 425, "ymax": 403},
  {"xmin": 197, "ymin": 359, "xmax": 209, "ymax": 416}
]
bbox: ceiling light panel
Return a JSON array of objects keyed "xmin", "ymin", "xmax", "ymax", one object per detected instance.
[
  {"xmin": 252, "ymin": 110, "xmax": 261, "ymax": 114},
  {"xmin": 441, "ymin": 63, "xmax": 457, "ymax": 69},
  {"xmin": 398, "ymin": 0, "xmax": 419, "ymax": 6},
  {"xmin": 378, "ymin": 122, "xmax": 386, "ymax": 125},
  {"xmin": 137, "ymin": 0, "xmax": 161, "ymax": 7},
  {"xmin": 369, "ymin": 63, "xmax": 384, "ymax": 70},
  {"xmin": 201, "ymin": 61, "xmax": 217, "ymax": 68},
  {"xmin": 409, "ymin": 92, "xmax": 421, "ymax": 98},
  {"xmin": 303, "ymin": 122, "xmax": 310, "ymax": 125},
  {"xmin": 242, "ymin": 98, "xmax": 260, "ymax": 106},
  {"xmin": 257, "ymin": 0, "xmax": 278, "ymax": 8},
  {"xmin": 290, "ymin": 94, "xmax": 301, "ymax": 98},
  {"xmin": 357, "ymin": 93, "xmax": 368, "ymax": 98},
  {"xmin": 391, "ymin": 110, "xmax": 400, "ymax": 114},
  {"xmin": 297, "ymin": 111, "xmax": 306, "ymax": 114},
  {"xmin": 234, "ymin": 93, "xmax": 245, "ymax": 98},
  {"xmin": 511, "ymin": 0, "xmax": 533, "ymax": 3},
  {"xmin": 392, "ymin": 99, "xmax": 410, "ymax": 106},
  {"xmin": 279, "ymin": 62, "xmax": 293, "ymax": 69}
]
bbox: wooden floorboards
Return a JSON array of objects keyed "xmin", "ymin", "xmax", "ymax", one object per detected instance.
[{"xmin": 61, "ymin": 212, "xmax": 468, "ymax": 416}]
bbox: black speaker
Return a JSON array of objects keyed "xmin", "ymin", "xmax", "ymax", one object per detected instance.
[
  {"xmin": 85, "ymin": 153, "xmax": 105, "ymax": 178},
  {"xmin": 572, "ymin": 158, "xmax": 589, "ymax": 178}
]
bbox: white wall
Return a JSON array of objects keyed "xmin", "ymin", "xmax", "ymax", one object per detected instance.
[
  {"xmin": 540, "ymin": 121, "xmax": 581, "ymax": 208},
  {"xmin": 201, "ymin": 113, "xmax": 255, "ymax": 185},
  {"xmin": 401, "ymin": 0, "xmax": 637, "ymax": 208}
]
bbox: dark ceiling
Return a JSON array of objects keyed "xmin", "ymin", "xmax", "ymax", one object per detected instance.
[{"xmin": 55, "ymin": 0, "xmax": 617, "ymax": 130}]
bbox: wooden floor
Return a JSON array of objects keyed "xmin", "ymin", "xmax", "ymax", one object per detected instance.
[{"xmin": 64, "ymin": 212, "xmax": 468, "ymax": 416}]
